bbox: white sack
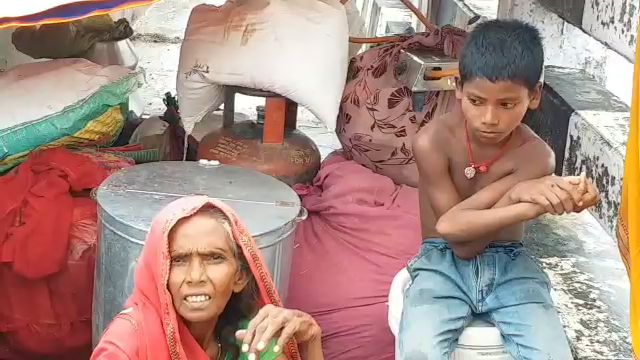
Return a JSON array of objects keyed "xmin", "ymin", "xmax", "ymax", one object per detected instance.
[
  {"xmin": 176, "ymin": 0, "xmax": 349, "ymax": 134},
  {"xmin": 0, "ymin": 58, "xmax": 132, "ymax": 130}
]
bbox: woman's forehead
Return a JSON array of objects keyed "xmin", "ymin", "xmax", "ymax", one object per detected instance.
[{"xmin": 169, "ymin": 214, "xmax": 233, "ymax": 252}]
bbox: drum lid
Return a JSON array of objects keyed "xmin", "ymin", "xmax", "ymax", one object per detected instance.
[{"xmin": 96, "ymin": 161, "xmax": 301, "ymax": 242}]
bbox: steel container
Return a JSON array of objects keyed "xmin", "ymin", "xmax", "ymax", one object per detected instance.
[{"xmin": 92, "ymin": 161, "xmax": 304, "ymax": 345}]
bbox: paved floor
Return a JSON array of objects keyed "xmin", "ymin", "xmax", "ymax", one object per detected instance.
[{"xmin": 128, "ymin": 1, "xmax": 631, "ymax": 358}]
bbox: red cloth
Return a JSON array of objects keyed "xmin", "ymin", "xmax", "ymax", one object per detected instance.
[
  {"xmin": 0, "ymin": 197, "xmax": 97, "ymax": 354},
  {"xmin": 0, "ymin": 148, "xmax": 108, "ymax": 279},
  {"xmin": 286, "ymin": 153, "xmax": 423, "ymax": 360},
  {"xmin": 0, "ymin": 333, "xmax": 92, "ymax": 360},
  {"xmin": 91, "ymin": 196, "xmax": 301, "ymax": 360}
]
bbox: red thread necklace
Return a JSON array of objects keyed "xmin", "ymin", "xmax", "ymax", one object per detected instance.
[{"xmin": 463, "ymin": 119, "xmax": 512, "ymax": 180}]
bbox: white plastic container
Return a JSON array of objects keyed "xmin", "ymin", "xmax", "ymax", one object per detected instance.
[{"xmin": 453, "ymin": 319, "xmax": 512, "ymax": 359}]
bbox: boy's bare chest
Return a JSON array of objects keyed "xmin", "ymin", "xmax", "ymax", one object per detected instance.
[{"xmin": 448, "ymin": 150, "xmax": 516, "ymax": 199}]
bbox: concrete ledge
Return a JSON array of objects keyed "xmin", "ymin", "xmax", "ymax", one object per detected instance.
[
  {"xmin": 502, "ymin": 0, "xmax": 634, "ymax": 105},
  {"xmin": 526, "ymin": 213, "xmax": 631, "ymax": 359},
  {"xmin": 522, "ymin": 66, "xmax": 632, "ymax": 358},
  {"xmin": 564, "ymin": 110, "xmax": 629, "ymax": 237},
  {"xmin": 527, "ymin": 66, "xmax": 629, "ymax": 239}
]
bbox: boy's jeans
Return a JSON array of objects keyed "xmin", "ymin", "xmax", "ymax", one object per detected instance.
[{"xmin": 398, "ymin": 239, "xmax": 572, "ymax": 360}]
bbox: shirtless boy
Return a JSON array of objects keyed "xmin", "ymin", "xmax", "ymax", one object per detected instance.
[{"xmin": 398, "ymin": 20, "xmax": 599, "ymax": 360}]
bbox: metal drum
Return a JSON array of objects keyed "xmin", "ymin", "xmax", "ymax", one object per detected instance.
[{"xmin": 92, "ymin": 161, "xmax": 304, "ymax": 345}]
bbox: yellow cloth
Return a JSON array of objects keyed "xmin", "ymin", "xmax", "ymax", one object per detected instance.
[{"xmin": 619, "ymin": 29, "xmax": 640, "ymax": 357}]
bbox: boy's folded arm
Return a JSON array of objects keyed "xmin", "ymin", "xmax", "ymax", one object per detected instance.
[
  {"xmin": 433, "ymin": 140, "xmax": 555, "ymax": 250},
  {"xmin": 451, "ymin": 139, "xmax": 556, "ymax": 211},
  {"xmin": 436, "ymin": 202, "xmax": 542, "ymax": 249}
]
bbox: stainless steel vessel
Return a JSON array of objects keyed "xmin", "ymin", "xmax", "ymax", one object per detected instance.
[
  {"xmin": 92, "ymin": 161, "xmax": 304, "ymax": 345},
  {"xmin": 397, "ymin": 49, "xmax": 458, "ymax": 92}
]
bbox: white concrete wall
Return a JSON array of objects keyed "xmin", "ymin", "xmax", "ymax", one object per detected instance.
[
  {"xmin": 583, "ymin": 0, "xmax": 638, "ymax": 62},
  {"xmin": 499, "ymin": 0, "xmax": 634, "ymax": 106},
  {"xmin": 564, "ymin": 110, "xmax": 629, "ymax": 237}
]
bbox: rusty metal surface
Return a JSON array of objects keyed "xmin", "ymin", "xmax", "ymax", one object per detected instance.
[{"xmin": 198, "ymin": 121, "xmax": 321, "ymax": 186}]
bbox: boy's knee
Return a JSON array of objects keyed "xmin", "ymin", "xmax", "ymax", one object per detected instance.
[{"xmin": 399, "ymin": 335, "xmax": 451, "ymax": 360}]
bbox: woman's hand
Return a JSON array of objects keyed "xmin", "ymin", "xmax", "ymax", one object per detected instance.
[{"xmin": 236, "ymin": 304, "xmax": 322, "ymax": 358}]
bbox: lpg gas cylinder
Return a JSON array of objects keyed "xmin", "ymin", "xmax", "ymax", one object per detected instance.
[{"xmin": 198, "ymin": 86, "xmax": 321, "ymax": 186}]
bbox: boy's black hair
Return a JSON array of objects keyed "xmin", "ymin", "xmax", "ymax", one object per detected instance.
[{"xmin": 459, "ymin": 19, "xmax": 544, "ymax": 91}]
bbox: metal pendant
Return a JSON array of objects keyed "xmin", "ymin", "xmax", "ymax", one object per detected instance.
[{"xmin": 464, "ymin": 166, "xmax": 476, "ymax": 180}]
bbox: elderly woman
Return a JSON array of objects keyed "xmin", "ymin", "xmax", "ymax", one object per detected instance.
[{"xmin": 92, "ymin": 196, "xmax": 323, "ymax": 360}]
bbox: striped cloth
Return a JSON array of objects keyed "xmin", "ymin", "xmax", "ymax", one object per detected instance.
[{"xmin": 0, "ymin": 0, "xmax": 158, "ymax": 28}]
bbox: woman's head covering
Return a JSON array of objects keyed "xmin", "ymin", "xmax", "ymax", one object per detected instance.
[{"xmin": 127, "ymin": 195, "xmax": 300, "ymax": 360}]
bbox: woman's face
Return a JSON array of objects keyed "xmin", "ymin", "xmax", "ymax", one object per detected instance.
[{"xmin": 168, "ymin": 213, "xmax": 248, "ymax": 324}]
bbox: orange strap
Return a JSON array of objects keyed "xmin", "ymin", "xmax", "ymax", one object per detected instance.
[{"xmin": 425, "ymin": 69, "xmax": 460, "ymax": 79}]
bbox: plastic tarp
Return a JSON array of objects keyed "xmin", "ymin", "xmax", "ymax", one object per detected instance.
[{"xmin": 0, "ymin": 0, "xmax": 158, "ymax": 29}]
